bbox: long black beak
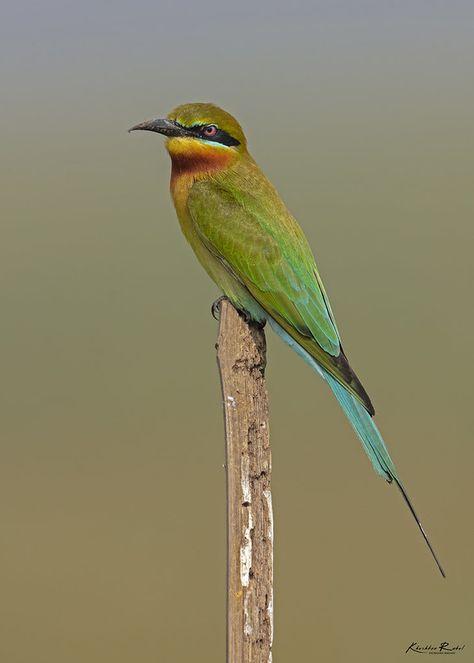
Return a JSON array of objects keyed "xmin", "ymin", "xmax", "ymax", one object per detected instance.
[{"xmin": 128, "ymin": 118, "xmax": 190, "ymax": 138}]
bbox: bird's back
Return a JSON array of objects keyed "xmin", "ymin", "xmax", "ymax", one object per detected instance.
[{"xmin": 186, "ymin": 155, "xmax": 375, "ymax": 414}]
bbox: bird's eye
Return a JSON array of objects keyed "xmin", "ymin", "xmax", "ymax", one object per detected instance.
[{"xmin": 202, "ymin": 124, "xmax": 218, "ymax": 137}]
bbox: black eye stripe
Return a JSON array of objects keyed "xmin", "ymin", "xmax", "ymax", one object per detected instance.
[
  {"xmin": 203, "ymin": 128, "xmax": 240, "ymax": 147},
  {"xmin": 174, "ymin": 121, "xmax": 240, "ymax": 147}
]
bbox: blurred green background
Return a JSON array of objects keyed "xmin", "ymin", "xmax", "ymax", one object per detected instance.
[{"xmin": 1, "ymin": 2, "xmax": 473, "ymax": 661}]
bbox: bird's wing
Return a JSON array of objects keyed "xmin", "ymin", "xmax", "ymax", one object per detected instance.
[{"xmin": 187, "ymin": 177, "xmax": 374, "ymax": 414}]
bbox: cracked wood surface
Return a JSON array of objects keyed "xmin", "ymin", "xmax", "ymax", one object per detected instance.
[{"xmin": 216, "ymin": 299, "xmax": 273, "ymax": 663}]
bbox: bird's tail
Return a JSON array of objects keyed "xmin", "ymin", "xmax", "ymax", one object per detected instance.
[
  {"xmin": 266, "ymin": 316, "xmax": 445, "ymax": 576},
  {"xmin": 323, "ymin": 370, "xmax": 446, "ymax": 578},
  {"xmin": 323, "ymin": 371, "xmax": 397, "ymax": 482}
]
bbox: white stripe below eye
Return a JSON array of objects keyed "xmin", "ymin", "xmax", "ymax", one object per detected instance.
[{"xmin": 198, "ymin": 139, "xmax": 234, "ymax": 149}]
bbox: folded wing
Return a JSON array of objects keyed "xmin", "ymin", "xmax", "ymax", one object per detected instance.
[{"xmin": 188, "ymin": 178, "xmax": 374, "ymax": 414}]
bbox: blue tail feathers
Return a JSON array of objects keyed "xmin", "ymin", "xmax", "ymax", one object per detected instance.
[
  {"xmin": 267, "ymin": 315, "xmax": 398, "ymax": 481},
  {"xmin": 323, "ymin": 370, "xmax": 398, "ymax": 482},
  {"xmin": 267, "ymin": 315, "xmax": 446, "ymax": 576}
]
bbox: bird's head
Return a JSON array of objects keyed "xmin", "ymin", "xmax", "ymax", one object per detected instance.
[{"xmin": 129, "ymin": 102, "xmax": 247, "ymax": 175}]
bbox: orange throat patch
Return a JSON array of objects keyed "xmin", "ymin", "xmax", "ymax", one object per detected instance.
[{"xmin": 167, "ymin": 137, "xmax": 236, "ymax": 182}]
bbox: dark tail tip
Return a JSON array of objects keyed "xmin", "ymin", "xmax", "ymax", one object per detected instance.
[{"xmin": 393, "ymin": 478, "xmax": 446, "ymax": 578}]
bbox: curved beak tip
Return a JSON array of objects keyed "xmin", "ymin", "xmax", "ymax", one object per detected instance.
[
  {"xmin": 128, "ymin": 121, "xmax": 148, "ymax": 133},
  {"xmin": 128, "ymin": 118, "xmax": 186, "ymax": 138}
]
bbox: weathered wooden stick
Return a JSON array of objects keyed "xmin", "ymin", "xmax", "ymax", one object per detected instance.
[{"xmin": 216, "ymin": 298, "xmax": 273, "ymax": 663}]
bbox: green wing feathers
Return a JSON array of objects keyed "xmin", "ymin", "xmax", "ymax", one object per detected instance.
[{"xmin": 187, "ymin": 174, "xmax": 374, "ymax": 415}]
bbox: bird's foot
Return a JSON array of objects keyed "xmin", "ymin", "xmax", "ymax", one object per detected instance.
[
  {"xmin": 211, "ymin": 295, "xmax": 229, "ymax": 321},
  {"xmin": 238, "ymin": 309, "xmax": 266, "ymax": 329},
  {"xmin": 211, "ymin": 296, "xmax": 266, "ymax": 329}
]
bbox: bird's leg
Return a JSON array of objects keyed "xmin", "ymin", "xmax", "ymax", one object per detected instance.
[
  {"xmin": 211, "ymin": 296, "xmax": 266, "ymax": 329},
  {"xmin": 237, "ymin": 308, "xmax": 267, "ymax": 330},
  {"xmin": 247, "ymin": 314, "xmax": 267, "ymax": 330},
  {"xmin": 211, "ymin": 295, "xmax": 229, "ymax": 321}
]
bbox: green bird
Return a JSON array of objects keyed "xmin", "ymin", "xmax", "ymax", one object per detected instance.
[{"xmin": 130, "ymin": 102, "xmax": 444, "ymax": 577}]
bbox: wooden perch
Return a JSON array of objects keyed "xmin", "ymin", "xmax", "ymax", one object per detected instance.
[{"xmin": 215, "ymin": 298, "xmax": 273, "ymax": 663}]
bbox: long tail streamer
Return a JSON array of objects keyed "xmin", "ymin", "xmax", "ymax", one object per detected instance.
[
  {"xmin": 324, "ymin": 370, "xmax": 445, "ymax": 578},
  {"xmin": 268, "ymin": 316, "xmax": 445, "ymax": 577}
]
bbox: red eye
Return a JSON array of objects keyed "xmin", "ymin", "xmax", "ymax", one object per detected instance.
[{"xmin": 203, "ymin": 124, "xmax": 218, "ymax": 137}]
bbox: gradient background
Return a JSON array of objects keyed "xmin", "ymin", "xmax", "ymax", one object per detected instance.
[{"xmin": 1, "ymin": 2, "xmax": 473, "ymax": 661}]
